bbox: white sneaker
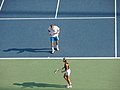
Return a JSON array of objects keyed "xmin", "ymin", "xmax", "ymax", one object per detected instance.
[
  {"xmin": 67, "ymin": 85, "xmax": 69, "ymax": 88},
  {"xmin": 52, "ymin": 50, "xmax": 55, "ymax": 54},
  {"xmin": 69, "ymin": 85, "xmax": 72, "ymax": 88},
  {"xmin": 67, "ymin": 85, "xmax": 72, "ymax": 88},
  {"xmin": 56, "ymin": 47, "xmax": 59, "ymax": 51},
  {"xmin": 66, "ymin": 83, "xmax": 72, "ymax": 88}
]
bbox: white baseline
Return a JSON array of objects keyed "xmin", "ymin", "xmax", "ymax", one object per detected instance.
[{"xmin": 0, "ymin": 17, "xmax": 115, "ymax": 20}]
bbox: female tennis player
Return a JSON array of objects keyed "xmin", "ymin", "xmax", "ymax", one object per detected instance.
[
  {"xmin": 62, "ymin": 58, "xmax": 72, "ymax": 88},
  {"xmin": 48, "ymin": 24, "xmax": 60, "ymax": 54}
]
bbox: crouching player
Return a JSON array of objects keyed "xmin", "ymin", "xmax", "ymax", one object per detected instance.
[{"xmin": 48, "ymin": 24, "xmax": 60, "ymax": 54}]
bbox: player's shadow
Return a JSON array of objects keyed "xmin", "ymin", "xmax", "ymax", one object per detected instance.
[
  {"xmin": 13, "ymin": 82, "xmax": 66, "ymax": 88},
  {"xmin": 3, "ymin": 48, "xmax": 51, "ymax": 54}
]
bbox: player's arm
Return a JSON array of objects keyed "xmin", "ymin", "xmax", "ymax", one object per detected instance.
[
  {"xmin": 57, "ymin": 29, "xmax": 60, "ymax": 34},
  {"xmin": 61, "ymin": 66, "xmax": 65, "ymax": 73},
  {"xmin": 61, "ymin": 64, "xmax": 68, "ymax": 73},
  {"xmin": 62, "ymin": 66, "xmax": 64, "ymax": 70},
  {"xmin": 54, "ymin": 26, "xmax": 60, "ymax": 35},
  {"xmin": 48, "ymin": 26, "xmax": 51, "ymax": 32},
  {"xmin": 48, "ymin": 26, "xmax": 53, "ymax": 36},
  {"xmin": 65, "ymin": 64, "xmax": 69, "ymax": 71}
]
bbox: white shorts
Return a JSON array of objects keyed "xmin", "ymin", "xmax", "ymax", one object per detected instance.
[{"xmin": 65, "ymin": 69, "xmax": 71, "ymax": 76}]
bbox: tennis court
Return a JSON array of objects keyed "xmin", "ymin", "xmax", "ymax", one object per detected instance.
[
  {"xmin": 0, "ymin": 59, "xmax": 120, "ymax": 90},
  {"xmin": 0, "ymin": 0, "xmax": 119, "ymax": 57},
  {"xmin": 0, "ymin": 0, "xmax": 120, "ymax": 90}
]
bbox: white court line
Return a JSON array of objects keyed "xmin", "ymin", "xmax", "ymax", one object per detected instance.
[
  {"xmin": 55, "ymin": 0, "xmax": 61, "ymax": 19},
  {"xmin": 0, "ymin": 57, "xmax": 120, "ymax": 60},
  {"xmin": 115, "ymin": 0, "xmax": 117, "ymax": 58},
  {"xmin": 0, "ymin": 0, "xmax": 5, "ymax": 11},
  {"xmin": 0, "ymin": 17, "xmax": 115, "ymax": 20},
  {"xmin": 56, "ymin": 17, "xmax": 115, "ymax": 19}
]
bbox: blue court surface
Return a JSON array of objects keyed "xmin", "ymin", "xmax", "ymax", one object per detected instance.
[
  {"xmin": 118, "ymin": 0, "xmax": 120, "ymax": 57},
  {"xmin": 0, "ymin": 0, "xmax": 120, "ymax": 58}
]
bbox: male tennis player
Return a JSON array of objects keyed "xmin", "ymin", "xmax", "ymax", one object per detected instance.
[
  {"xmin": 62, "ymin": 57, "xmax": 72, "ymax": 88},
  {"xmin": 48, "ymin": 24, "xmax": 60, "ymax": 54}
]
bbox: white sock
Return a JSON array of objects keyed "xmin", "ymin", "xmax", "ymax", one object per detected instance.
[
  {"xmin": 52, "ymin": 47, "xmax": 54, "ymax": 51},
  {"xmin": 56, "ymin": 45, "xmax": 59, "ymax": 49}
]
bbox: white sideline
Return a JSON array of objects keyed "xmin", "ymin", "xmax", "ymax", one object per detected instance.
[
  {"xmin": 114, "ymin": 0, "xmax": 117, "ymax": 57},
  {"xmin": 55, "ymin": 0, "xmax": 61, "ymax": 19},
  {"xmin": 0, "ymin": 0, "xmax": 5, "ymax": 11}
]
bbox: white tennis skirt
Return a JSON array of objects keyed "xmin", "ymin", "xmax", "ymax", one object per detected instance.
[{"xmin": 65, "ymin": 69, "xmax": 71, "ymax": 76}]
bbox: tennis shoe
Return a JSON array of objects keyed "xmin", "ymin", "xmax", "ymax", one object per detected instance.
[
  {"xmin": 56, "ymin": 47, "xmax": 59, "ymax": 51},
  {"xmin": 52, "ymin": 50, "xmax": 55, "ymax": 54},
  {"xmin": 67, "ymin": 85, "xmax": 72, "ymax": 88},
  {"xmin": 69, "ymin": 85, "xmax": 72, "ymax": 88},
  {"xmin": 67, "ymin": 85, "xmax": 69, "ymax": 88}
]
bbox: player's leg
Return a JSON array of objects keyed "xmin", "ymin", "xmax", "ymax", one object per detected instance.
[
  {"xmin": 64, "ymin": 72, "xmax": 72, "ymax": 88},
  {"xmin": 55, "ymin": 37, "xmax": 59, "ymax": 51},
  {"xmin": 67, "ymin": 76, "xmax": 70, "ymax": 87},
  {"xmin": 63, "ymin": 73, "xmax": 67, "ymax": 81},
  {"xmin": 67, "ymin": 69, "xmax": 72, "ymax": 88},
  {"xmin": 65, "ymin": 75, "xmax": 72, "ymax": 88},
  {"xmin": 68, "ymin": 75, "xmax": 72, "ymax": 87},
  {"xmin": 50, "ymin": 37, "xmax": 55, "ymax": 53},
  {"xmin": 63, "ymin": 74, "xmax": 69, "ymax": 87},
  {"xmin": 56, "ymin": 40, "xmax": 59, "ymax": 51},
  {"xmin": 51, "ymin": 42, "xmax": 55, "ymax": 53}
]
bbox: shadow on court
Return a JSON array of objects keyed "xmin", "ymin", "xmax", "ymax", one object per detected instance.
[
  {"xmin": 3, "ymin": 48, "xmax": 51, "ymax": 54},
  {"xmin": 13, "ymin": 82, "xmax": 66, "ymax": 88}
]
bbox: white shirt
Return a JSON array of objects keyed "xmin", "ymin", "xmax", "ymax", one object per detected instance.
[{"xmin": 48, "ymin": 25, "xmax": 60, "ymax": 37}]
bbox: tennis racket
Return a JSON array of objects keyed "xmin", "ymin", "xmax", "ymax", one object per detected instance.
[{"xmin": 54, "ymin": 68, "xmax": 61, "ymax": 74}]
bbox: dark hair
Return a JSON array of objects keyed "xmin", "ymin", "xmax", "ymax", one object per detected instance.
[
  {"xmin": 63, "ymin": 57, "xmax": 67, "ymax": 62},
  {"xmin": 50, "ymin": 24, "xmax": 54, "ymax": 28},
  {"xmin": 50, "ymin": 25, "xmax": 52, "ymax": 28}
]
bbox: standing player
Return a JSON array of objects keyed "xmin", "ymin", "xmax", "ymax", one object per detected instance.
[
  {"xmin": 48, "ymin": 24, "xmax": 60, "ymax": 54},
  {"xmin": 62, "ymin": 57, "xmax": 72, "ymax": 88}
]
